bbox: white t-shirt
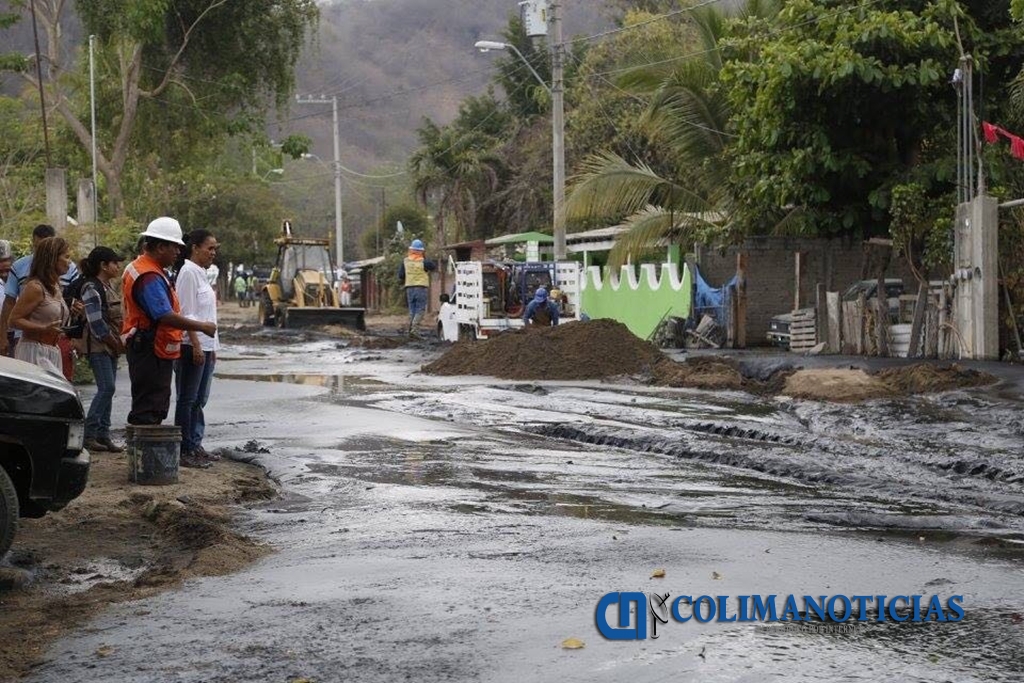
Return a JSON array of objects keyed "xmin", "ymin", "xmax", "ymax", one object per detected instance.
[
  {"xmin": 206, "ymin": 263, "xmax": 219, "ymax": 286},
  {"xmin": 176, "ymin": 259, "xmax": 219, "ymax": 352}
]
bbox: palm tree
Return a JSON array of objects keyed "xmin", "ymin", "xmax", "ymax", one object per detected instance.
[
  {"xmin": 409, "ymin": 119, "xmax": 504, "ymax": 248},
  {"xmin": 565, "ymin": 1, "xmax": 782, "ymax": 267}
]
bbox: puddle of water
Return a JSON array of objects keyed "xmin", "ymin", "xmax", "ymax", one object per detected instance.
[
  {"xmin": 215, "ymin": 373, "xmax": 388, "ymax": 392},
  {"xmin": 54, "ymin": 558, "xmax": 147, "ymax": 595}
]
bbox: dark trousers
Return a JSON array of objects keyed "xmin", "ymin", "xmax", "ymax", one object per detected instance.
[{"xmin": 126, "ymin": 338, "xmax": 174, "ymax": 425}]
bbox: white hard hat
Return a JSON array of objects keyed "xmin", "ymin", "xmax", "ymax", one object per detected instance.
[{"xmin": 140, "ymin": 216, "xmax": 185, "ymax": 246}]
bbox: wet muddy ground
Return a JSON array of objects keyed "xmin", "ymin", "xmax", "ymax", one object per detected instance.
[{"xmin": 17, "ymin": 329, "xmax": 1024, "ymax": 682}]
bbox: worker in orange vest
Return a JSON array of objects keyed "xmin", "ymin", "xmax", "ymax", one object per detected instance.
[{"xmin": 122, "ymin": 217, "xmax": 217, "ymax": 435}]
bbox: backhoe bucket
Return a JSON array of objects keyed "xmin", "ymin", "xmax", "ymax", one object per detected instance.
[{"xmin": 281, "ymin": 306, "xmax": 366, "ymax": 331}]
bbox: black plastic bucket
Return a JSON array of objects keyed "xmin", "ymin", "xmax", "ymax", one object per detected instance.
[{"xmin": 127, "ymin": 425, "xmax": 181, "ymax": 485}]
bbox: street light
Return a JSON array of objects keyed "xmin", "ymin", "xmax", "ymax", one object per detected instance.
[
  {"xmin": 474, "ymin": 41, "xmax": 551, "ymax": 94},
  {"xmin": 474, "ymin": 37, "xmax": 565, "ymax": 260}
]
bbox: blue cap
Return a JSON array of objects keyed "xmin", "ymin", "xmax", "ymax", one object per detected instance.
[
  {"xmin": 410, "ymin": 239, "xmax": 425, "ymax": 251},
  {"xmin": 534, "ymin": 287, "xmax": 548, "ymax": 301}
]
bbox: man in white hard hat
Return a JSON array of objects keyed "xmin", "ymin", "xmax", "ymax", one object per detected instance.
[{"xmin": 122, "ymin": 218, "xmax": 217, "ymax": 451}]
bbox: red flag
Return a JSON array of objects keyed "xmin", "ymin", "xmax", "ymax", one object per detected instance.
[
  {"xmin": 982, "ymin": 121, "xmax": 999, "ymax": 144},
  {"xmin": 1011, "ymin": 135, "xmax": 1024, "ymax": 161}
]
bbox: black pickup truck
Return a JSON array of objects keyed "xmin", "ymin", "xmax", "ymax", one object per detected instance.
[{"xmin": 0, "ymin": 356, "xmax": 90, "ymax": 558}]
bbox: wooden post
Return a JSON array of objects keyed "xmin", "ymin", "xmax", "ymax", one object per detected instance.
[
  {"xmin": 827, "ymin": 291, "xmax": 841, "ymax": 354},
  {"xmin": 875, "ymin": 299, "xmax": 889, "ymax": 356},
  {"xmin": 907, "ymin": 282, "xmax": 927, "ymax": 359},
  {"xmin": 727, "ymin": 284, "xmax": 736, "ymax": 348},
  {"xmin": 735, "ymin": 252, "xmax": 747, "ymax": 348},
  {"xmin": 815, "ymin": 283, "xmax": 827, "ymax": 346},
  {"xmin": 924, "ymin": 295, "xmax": 938, "ymax": 359},
  {"xmin": 794, "ymin": 251, "xmax": 802, "ymax": 311},
  {"xmin": 856, "ymin": 292, "xmax": 867, "ymax": 355},
  {"xmin": 938, "ymin": 285, "xmax": 949, "ymax": 359}
]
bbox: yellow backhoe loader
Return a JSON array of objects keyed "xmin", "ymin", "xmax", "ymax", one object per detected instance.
[{"xmin": 258, "ymin": 226, "xmax": 365, "ymax": 331}]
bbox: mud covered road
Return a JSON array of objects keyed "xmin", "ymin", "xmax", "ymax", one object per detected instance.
[{"xmin": 22, "ymin": 331, "xmax": 1024, "ymax": 682}]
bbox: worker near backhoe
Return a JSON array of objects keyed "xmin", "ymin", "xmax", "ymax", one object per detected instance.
[
  {"xmin": 523, "ymin": 287, "xmax": 559, "ymax": 327},
  {"xmin": 397, "ymin": 239, "xmax": 436, "ymax": 336},
  {"xmin": 338, "ymin": 275, "xmax": 352, "ymax": 307},
  {"xmin": 233, "ymin": 272, "xmax": 248, "ymax": 307}
]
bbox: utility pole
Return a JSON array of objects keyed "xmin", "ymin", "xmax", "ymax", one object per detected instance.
[
  {"xmin": 29, "ymin": 0, "xmax": 51, "ymax": 166},
  {"xmin": 550, "ymin": 0, "xmax": 566, "ymax": 261},
  {"xmin": 89, "ymin": 34, "xmax": 99, "ymax": 243},
  {"xmin": 296, "ymin": 94, "xmax": 344, "ymax": 269}
]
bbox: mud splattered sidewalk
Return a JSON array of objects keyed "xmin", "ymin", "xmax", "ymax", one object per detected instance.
[{"xmin": 0, "ymin": 451, "xmax": 273, "ymax": 680}]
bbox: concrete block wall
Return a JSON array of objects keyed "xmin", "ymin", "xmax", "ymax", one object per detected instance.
[{"xmin": 696, "ymin": 237, "xmax": 917, "ymax": 346}]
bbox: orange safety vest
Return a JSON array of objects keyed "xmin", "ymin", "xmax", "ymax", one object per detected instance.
[{"xmin": 122, "ymin": 254, "xmax": 183, "ymax": 360}]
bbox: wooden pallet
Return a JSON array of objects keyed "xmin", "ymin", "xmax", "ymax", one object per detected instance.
[{"xmin": 789, "ymin": 311, "xmax": 818, "ymax": 352}]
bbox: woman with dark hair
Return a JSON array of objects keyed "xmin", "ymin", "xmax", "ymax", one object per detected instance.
[
  {"xmin": 75, "ymin": 246, "xmax": 126, "ymax": 452},
  {"xmin": 174, "ymin": 229, "xmax": 220, "ymax": 467},
  {"xmin": 9, "ymin": 237, "xmax": 71, "ymax": 377}
]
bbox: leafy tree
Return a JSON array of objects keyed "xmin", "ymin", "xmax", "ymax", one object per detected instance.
[
  {"xmin": 409, "ymin": 116, "xmax": 504, "ymax": 248},
  {"xmin": 152, "ymin": 170, "xmax": 287, "ymax": 266},
  {"xmin": 0, "ymin": 96, "xmax": 47, "ymax": 236},
  {"xmin": 359, "ymin": 203, "xmax": 429, "ymax": 258},
  {"xmin": 720, "ymin": 0, "xmax": 1017, "ymax": 239},
  {"xmin": 565, "ymin": 2, "xmax": 782, "ymax": 267},
  {"xmin": 493, "ymin": 15, "xmax": 552, "ymax": 121},
  {"xmin": 1, "ymin": 0, "xmax": 318, "ymax": 217}
]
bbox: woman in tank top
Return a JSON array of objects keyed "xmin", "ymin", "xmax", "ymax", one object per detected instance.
[{"xmin": 9, "ymin": 237, "xmax": 71, "ymax": 378}]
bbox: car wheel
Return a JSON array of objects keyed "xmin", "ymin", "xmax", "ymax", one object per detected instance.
[
  {"xmin": 0, "ymin": 467, "xmax": 18, "ymax": 559},
  {"xmin": 458, "ymin": 324, "xmax": 475, "ymax": 342}
]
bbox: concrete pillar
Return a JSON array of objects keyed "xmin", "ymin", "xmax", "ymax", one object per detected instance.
[
  {"xmin": 77, "ymin": 179, "xmax": 96, "ymax": 225},
  {"xmin": 46, "ymin": 168, "xmax": 67, "ymax": 230},
  {"xmin": 666, "ymin": 244, "xmax": 680, "ymax": 265},
  {"xmin": 953, "ymin": 196, "xmax": 999, "ymax": 360},
  {"xmin": 971, "ymin": 195, "xmax": 998, "ymax": 359}
]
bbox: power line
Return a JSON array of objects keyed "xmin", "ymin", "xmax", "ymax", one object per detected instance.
[
  {"xmin": 579, "ymin": 0, "xmax": 730, "ymax": 44},
  {"xmin": 562, "ymin": 49, "xmax": 646, "ymax": 159},
  {"xmin": 585, "ymin": 0, "xmax": 887, "ymax": 78}
]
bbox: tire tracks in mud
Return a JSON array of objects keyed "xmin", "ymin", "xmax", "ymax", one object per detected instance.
[{"xmin": 528, "ymin": 417, "xmax": 1024, "ymax": 525}]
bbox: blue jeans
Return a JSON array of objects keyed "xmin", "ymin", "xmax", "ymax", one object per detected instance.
[
  {"xmin": 174, "ymin": 347, "xmax": 216, "ymax": 453},
  {"xmin": 86, "ymin": 353, "xmax": 118, "ymax": 440},
  {"xmin": 406, "ymin": 287, "xmax": 428, "ymax": 327}
]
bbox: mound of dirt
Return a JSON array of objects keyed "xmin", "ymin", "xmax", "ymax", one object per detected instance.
[
  {"xmin": 782, "ymin": 368, "xmax": 892, "ymax": 402},
  {"xmin": 782, "ymin": 363, "xmax": 998, "ymax": 402},
  {"xmin": 874, "ymin": 363, "xmax": 997, "ymax": 394},
  {"xmin": 423, "ymin": 319, "xmax": 664, "ymax": 380},
  {"xmin": 651, "ymin": 357, "xmax": 745, "ymax": 391}
]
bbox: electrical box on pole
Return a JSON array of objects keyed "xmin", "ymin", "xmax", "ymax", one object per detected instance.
[{"xmin": 519, "ymin": 1, "xmax": 549, "ymax": 38}]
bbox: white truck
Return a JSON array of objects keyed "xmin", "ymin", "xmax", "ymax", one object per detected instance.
[{"xmin": 437, "ymin": 261, "xmax": 581, "ymax": 342}]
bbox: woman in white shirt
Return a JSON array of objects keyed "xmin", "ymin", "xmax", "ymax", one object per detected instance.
[{"xmin": 173, "ymin": 229, "xmax": 220, "ymax": 468}]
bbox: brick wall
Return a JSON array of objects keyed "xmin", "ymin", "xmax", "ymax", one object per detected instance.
[{"xmin": 695, "ymin": 237, "xmax": 917, "ymax": 346}]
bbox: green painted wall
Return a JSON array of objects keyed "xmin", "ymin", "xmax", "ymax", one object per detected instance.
[{"xmin": 579, "ymin": 263, "xmax": 692, "ymax": 339}]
